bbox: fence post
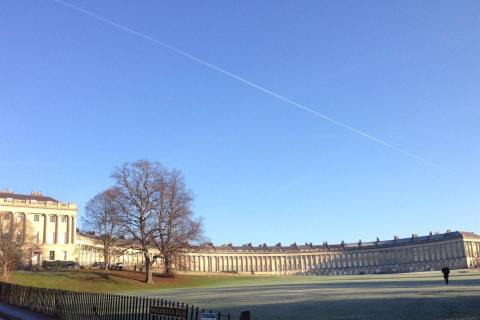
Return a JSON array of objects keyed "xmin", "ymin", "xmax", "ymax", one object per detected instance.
[{"xmin": 239, "ymin": 310, "xmax": 251, "ymax": 320}]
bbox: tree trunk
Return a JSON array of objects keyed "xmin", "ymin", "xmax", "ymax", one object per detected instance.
[
  {"xmin": 104, "ymin": 249, "xmax": 109, "ymax": 271},
  {"xmin": 2, "ymin": 263, "xmax": 9, "ymax": 281},
  {"xmin": 164, "ymin": 256, "xmax": 173, "ymax": 277},
  {"xmin": 144, "ymin": 253, "xmax": 153, "ymax": 284}
]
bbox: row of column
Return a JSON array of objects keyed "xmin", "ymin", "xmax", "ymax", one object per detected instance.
[
  {"xmin": 180, "ymin": 241, "xmax": 466, "ymax": 273},
  {"xmin": 40, "ymin": 214, "xmax": 75, "ymax": 245},
  {"xmin": 1, "ymin": 212, "xmax": 76, "ymax": 245},
  {"xmin": 465, "ymin": 241, "xmax": 480, "ymax": 258},
  {"xmin": 78, "ymin": 246, "xmax": 149, "ymax": 266}
]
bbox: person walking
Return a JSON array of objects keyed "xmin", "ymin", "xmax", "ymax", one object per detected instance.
[{"xmin": 441, "ymin": 266, "xmax": 450, "ymax": 285}]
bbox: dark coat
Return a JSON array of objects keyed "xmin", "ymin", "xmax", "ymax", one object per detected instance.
[{"xmin": 442, "ymin": 267, "xmax": 450, "ymax": 276}]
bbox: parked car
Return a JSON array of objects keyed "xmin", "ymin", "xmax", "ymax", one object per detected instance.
[
  {"xmin": 64, "ymin": 261, "xmax": 80, "ymax": 270},
  {"xmin": 90, "ymin": 262, "xmax": 106, "ymax": 270},
  {"xmin": 112, "ymin": 262, "xmax": 124, "ymax": 271}
]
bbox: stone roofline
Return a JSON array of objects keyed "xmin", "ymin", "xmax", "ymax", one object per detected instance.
[
  {"xmin": 0, "ymin": 195, "xmax": 78, "ymax": 211},
  {"xmin": 192, "ymin": 230, "xmax": 478, "ymax": 254}
]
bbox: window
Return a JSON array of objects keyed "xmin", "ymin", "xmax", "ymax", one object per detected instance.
[
  {"xmin": 50, "ymin": 216, "xmax": 56, "ymax": 223},
  {"xmin": 3, "ymin": 213, "xmax": 10, "ymax": 220},
  {"xmin": 61, "ymin": 216, "xmax": 67, "ymax": 223},
  {"xmin": 63, "ymin": 251, "xmax": 67, "ymax": 261},
  {"xmin": 35, "ymin": 232, "xmax": 40, "ymax": 243},
  {"xmin": 34, "ymin": 214, "xmax": 39, "ymax": 222},
  {"xmin": 49, "ymin": 251, "xmax": 55, "ymax": 260}
]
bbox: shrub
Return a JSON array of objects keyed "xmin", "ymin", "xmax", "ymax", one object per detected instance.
[{"xmin": 41, "ymin": 260, "xmax": 77, "ymax": 270}]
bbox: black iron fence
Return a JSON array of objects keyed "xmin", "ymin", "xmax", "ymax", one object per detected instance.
[{"xmin": 0, "ymin": 282, "xmax": 249, "ymax": 320}]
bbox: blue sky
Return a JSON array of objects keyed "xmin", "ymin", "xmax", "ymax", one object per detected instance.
[{"xmin": 1, "ymin": 0, "xmax": 479, "ymax": 245}]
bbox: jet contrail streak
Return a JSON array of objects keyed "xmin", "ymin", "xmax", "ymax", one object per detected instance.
[{"xmin": 50, "ymin": 0, "xmax": 447, "ymax": 171}]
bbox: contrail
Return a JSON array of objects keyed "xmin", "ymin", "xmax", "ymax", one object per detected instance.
[{"xmin": 50, "ymin": 0, "xmax": 446, "ymax": 171}]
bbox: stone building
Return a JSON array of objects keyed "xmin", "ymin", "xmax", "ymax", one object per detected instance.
[
  {"xmin": 2, "ymin": 190, "xmax": 480, "ymax": 275},
  {"xmin": 177, "ymin": 231, "xmax": 480, "ymax": 275},
  {"xmin": 0, "ymin": 190, "xmax": 77, "ymax": 266}
]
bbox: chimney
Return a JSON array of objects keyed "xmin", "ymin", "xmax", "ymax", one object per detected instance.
[
  {"xmin": 31, "ymin": 191, "xmax": 43, "ymax": 196},
  {"xmin": 0, "ymin": 188, "xmax": 13, "ymax": 194}
]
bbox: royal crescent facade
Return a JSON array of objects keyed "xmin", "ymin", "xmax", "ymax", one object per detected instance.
[{"xmin": 2, "ymin": 191, "xmax": 480, "ymax": 275}]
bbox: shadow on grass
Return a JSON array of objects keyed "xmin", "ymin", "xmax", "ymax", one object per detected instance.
[
  {"xmin": 140, "ymin": 277, "xmax": 480, "ymax": 295},
  {"xmin": 214, "ymin": 295, "xmax": 480, "ymax": 320},
  {"xmin": 49, "ymin": 295, "xmax": 480, "ymax": 320}
]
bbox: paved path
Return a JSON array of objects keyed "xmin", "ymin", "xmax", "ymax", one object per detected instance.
[{"xmin": 0, "ymin": 303, "xmax": 54, "ymax": 320}]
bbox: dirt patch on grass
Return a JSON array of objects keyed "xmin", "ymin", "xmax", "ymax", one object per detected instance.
[{"xmin": 81, "ymin": 269, "xmax": 189, "ymax": 286}]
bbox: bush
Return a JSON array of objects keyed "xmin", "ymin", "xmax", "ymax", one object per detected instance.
[{"xmin": 42, "ymin": 260, "xmax": 78, "ymax": 270}]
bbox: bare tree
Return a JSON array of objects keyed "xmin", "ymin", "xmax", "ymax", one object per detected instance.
[
  {"xmin": 83, "ymin": 188, "xmax": 122, "ymax": 270},
  {"xmin": 0, "ymin": 212, "xmax": 37, "ymax": 281},
  {"xmin": 153, "ymin": 169, "xmax": 204, "ymax": 276},
  {"xmin": 112, "ymin": 160, "xmax": 164, "ymax": 284}
]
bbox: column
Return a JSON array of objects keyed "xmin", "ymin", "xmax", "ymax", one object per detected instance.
[
  {"xmin": 54, "ymin": 215, "xmax": 59, "ymax": 244},
  {"xmin": 71, "ymin": 216, "xmax": 75, "ymax": 244},
  {"xmin": 21, "ymin": 213, "xmax": 26, "ymax": 240},
  {"xmin": 66, "ymin": 215, "xmax": 70, "ymax": 244},
  {"xmin": 43, "ymin": 214, "xmax": 48, "ymax": 243}
]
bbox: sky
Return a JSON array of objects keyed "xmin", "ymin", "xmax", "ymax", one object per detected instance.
[{"xmin": 1, "ymin": 0, "xmax": 479, "ymax": 246}]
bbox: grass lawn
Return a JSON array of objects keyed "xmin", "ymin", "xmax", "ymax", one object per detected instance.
[
  {"xmin": 8, "ymin": 269, "xmax": 480, "ymax": 319},
  {"xmin": 10, "ymin": 269, "xmax": 468, "ymax": 293},
  {"xmin": 9, "ymin": 270, "xmax": 267, "ymax": 292}
]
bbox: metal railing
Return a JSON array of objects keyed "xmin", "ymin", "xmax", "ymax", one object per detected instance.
[{"xmin": 0, "ymin": 282, "xmax": 248, "ymax": 320}]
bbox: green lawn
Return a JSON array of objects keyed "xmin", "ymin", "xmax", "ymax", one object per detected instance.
[
  {"xmin": 10, "ymin": 270, "xmax": 265, "ymax": 292},
  {"xmin": 132, "ymin": 270, "xmax": 480, "ymax": 320},
  {"xmin": 9, "ymin": 269, "xmax": 480, "ymax": 319}
]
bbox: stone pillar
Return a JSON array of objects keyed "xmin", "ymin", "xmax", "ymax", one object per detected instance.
[
  {"xmin": 71, "ymin": 216, "xmax": 75, "ymax": 244},
  {"xmin": 43, "ymin": 214, "xmax": 48, "ymax": 244},
  {"xmin": 66, "ymin": 215, "xmax": 70, "ymax": 244},
  {"xmin": 21, "ymin": 213, "xmax": 26, "ymax": 240},
  {"xmin": 54, "ymin": 215, "xmax": 59, "ymax": 244}
]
